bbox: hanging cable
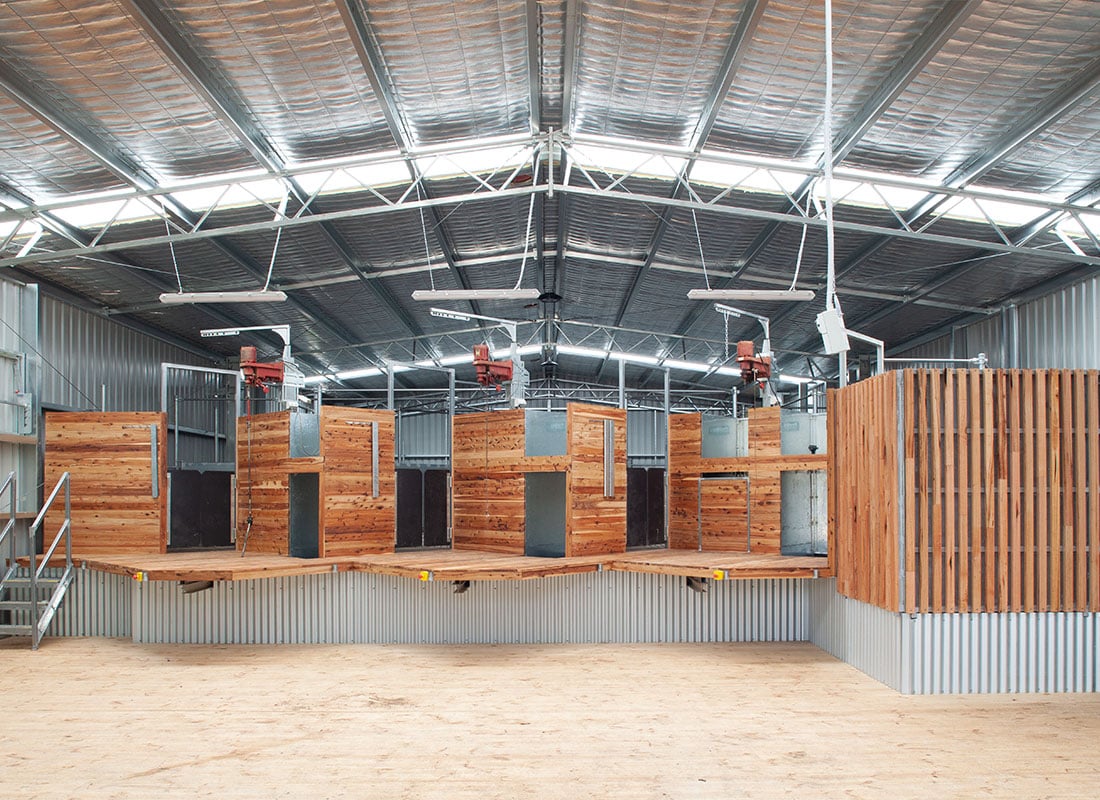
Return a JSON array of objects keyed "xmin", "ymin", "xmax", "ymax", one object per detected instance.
[
  {"xmin": 512, "ymin": 192, "xmax": 537, "ymax": 290},
  {"xmin": 823, "ymin": 0, "xmax": 837, "ymax": 311},
  {"xmin": 692, "ymin": 209, "xmax": 712, "ymax": 289},
  {"xmin": 416, "ymin": 184, "xmax": 437, "ymax": 291},
  {"xmin": 165, "ymin": 216, "xmax": 183, "ymax": 293},
  {"xmin": 261, "ymin": 192, "xmax": 290, "ymax": 292},
  {"xmin": 788, "ymin": 221, "xmax": 809, "ymax": 291}
]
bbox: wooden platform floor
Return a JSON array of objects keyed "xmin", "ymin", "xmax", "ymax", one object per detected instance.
[
  {"xmin": 45, "ymin": 548, "xmax": 830, "ymax": 583},
  {"xmin": 3, "ymin": 638, "xmax": 1097, "ymax": 798}
]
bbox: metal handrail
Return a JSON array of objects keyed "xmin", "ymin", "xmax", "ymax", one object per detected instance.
[
  {"xmin": 0, "ymin": 471, "xmax": 15, "ymax": 581},
  {"xmin": 27, "ymin": 472, "xmax": 71, "ymax": 641}
]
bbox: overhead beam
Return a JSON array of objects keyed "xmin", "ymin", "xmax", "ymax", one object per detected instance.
[
  {"xmin": 673, "ymin": 0, "xmax": 982, "ymax": 340},
  {"xmin": 0, "ymin": 62, "xmax": 155, "ymax": 189},
  {"xmin": 561, "ymin": 0, "xmax": 580, "ymax": 135},
  {"xmin": 525, "ymin": 0, "xmax": 542, "ymax": 135},
  {"xmin": 335, "ymin": 0, "xmax": 485, "ymax": 320},
  {"xmin": 117, "ymin": 0, "xmax": 284, "ymax": 173},
  {"xmin": 119, "ymin": 0, "xmax": 432, "ymax": 356},
  {"xmin": 607, "ymin": 0, "xmax": 768, "ymax": 334}
]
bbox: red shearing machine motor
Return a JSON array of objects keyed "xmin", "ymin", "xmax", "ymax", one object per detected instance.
[
  {"xmin": 735, "ymin": 339, "xmax": 772, "ymax": 385},
  {"xmin": 239, "ymin": 345, "xmax": 285, "ymax": 393},
  {"xmin": 472, "ymin": 344, "xmax": 514, "ymax": 390}
]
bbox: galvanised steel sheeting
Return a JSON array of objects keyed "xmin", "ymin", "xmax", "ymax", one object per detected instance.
[
  {"xmin": 125, "ymin": 572, "xmax": 809, "ymax": 645},
  {"xmin": 626, "ymin": 409, "xmax": 666, "ymax": 459},
  {"xmin": 9, "ymin": 567, "xmax": 132, "ymax": 640},
  {"xmin": 807, "ymin": 578, "xmax": 903, "ymax": 692},
  {"xmin": 39, "ymin": 294, "xmax": 208, "ymax": 411},
  {"xmin": 898, "ymin": 274, "xmax": 1100, "ymax": 370},
  {"xmin": 901, "ymin": 612, "xmax": 1100, "ymax": 695},
  {"xmin": 396, "ymin": 412, "xmax": 450, "ymax": 461}
]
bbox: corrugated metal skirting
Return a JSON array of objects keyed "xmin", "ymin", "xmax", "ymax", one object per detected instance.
[
  {"xmin": 901, "ymin": 612, "xmax": 1100, "ymax": 694},
  {"xmin": 126, "ymin": 572, "xmax": 808, "ymax": 645},
  {"xmin": 808, "ymin": 579, "xmax": 1100, "ymax": 694},
  {"xmin": 808, "ymin": 578, "xmax": 903, "ymax": 691}
]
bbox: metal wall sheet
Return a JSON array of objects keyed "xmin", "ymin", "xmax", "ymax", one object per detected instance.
[
  {"xmin": 38, "ymin": 295, "xmax": 211, "ymax": 412},
  {"xmin": 901, "ymin": 612, "xmax": 1100, "ymax": 695},
  {"xmin": 808, "ymin": 579, "xmax": 903, "ymax": 691},
  {"xmin": 396, "ymin": 412, "xmax": 451, "ymax": 463},
  {"xmin": 897, "ymin": 274, "xmax": 1100, "ymax": 370},
  {"xmin": 0, "ymin": 275, "xmax": 38, "ymax": 511},
  {"xmin": 122, "ymin": 572, "xmax": 808, "ymax": 645},
  {"xmin": 12, "ymin": 567, "xmax": 133, "ymax": 640},
  {"xmin": 626, "ymin": 409, "xmax": 666, "ymax": 460}
]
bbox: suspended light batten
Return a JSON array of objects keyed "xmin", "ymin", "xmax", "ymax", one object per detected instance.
[
  {"xmin": 160, "ymin": 290, "xmax": 288, "ymax": 304},
  {"xmin": 686, "ymin": 289, "xmax": 815, "ymax": 302},
  {"xmin": 412, "ymin": 288, "xmax": 540, "ymax": 301}
]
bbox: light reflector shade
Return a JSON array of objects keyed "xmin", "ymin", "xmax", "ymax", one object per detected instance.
[
  {"xmin": 687, "ymin": 289, "xmax": 816, "ymax": 301},
  {"xmin": 412, "ymin": 289, "xmax": 540, "ymax": 301},
  {"xmin": 159, "ymin": 290, "xmax": 288, "ymax": 304}
]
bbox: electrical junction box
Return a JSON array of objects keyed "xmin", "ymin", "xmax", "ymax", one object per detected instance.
[{"xmin": 815, "ymin": 307, "xmax": 850, "ymax": 355}]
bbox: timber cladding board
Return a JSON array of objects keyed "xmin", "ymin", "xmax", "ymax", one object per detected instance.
[
  {"xmin": 565, "ymin": 405, "xmax": 627, "ymax": 557},
  {"xmin": 450, "ymin": 404, "xmax": 628, "ymax": 557},
  {"xmin": 44, "ymin": 412, "xmax": 168, "ymax": 554},
  {"xmin": 237, "ymin": 411, "xmax": 292, "ymax": 555},
  {"xmin": 320, "ymin": 407, "xmax": 395, "ymax": 556},
  {"xmin": 237, "ymin": 409, "xmax": 397, "ymax": 557},
  {"xmin": 668, "ymin": 407, "xmax": 821, "ymax": 555},
  {"xmin": 830, "ymin": 369, "xmax": 1100, "ymax": 615}
]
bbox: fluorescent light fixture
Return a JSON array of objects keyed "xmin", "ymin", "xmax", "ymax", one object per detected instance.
[
  {"xmin": 160, "ymin": 290, "xmax": 288, "ymax": 304},
  {"xmin": 687, "ymin": 289, "xmax": 815, "ymax": 302},
  {"xmin": 412, "ymin": 289, "xmax": 540, "ymax": 301}
]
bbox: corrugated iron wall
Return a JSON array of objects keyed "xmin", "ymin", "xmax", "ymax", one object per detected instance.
[
  {"xmin": 808, "ymin": 578, "xmax": 903, "ymax": 691},
  {"xmin": 111, "ymin": 572, "xmax": 809, "ymax": 645},
  {"xmin": 30, "ymin": 569, "xmax": 1100, "ymax": 694},
  {"xmin": 39, "ymin": 294, "xmax": 210, "ymax": 412},
  {"xmin": 897, "ymin": 274, "xmax": 1100, "ymax": 369},
  {"xmin": 901, "ymin": 612, "xmax": 1100, "ymax": 694}
]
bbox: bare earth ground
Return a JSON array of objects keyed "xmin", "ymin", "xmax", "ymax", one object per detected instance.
[{"xmin": 0, "ymin": 638, "xmax": 1097, "ymax": 799}]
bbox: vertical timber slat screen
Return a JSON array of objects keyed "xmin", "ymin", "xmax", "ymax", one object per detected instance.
[{"xmin": 829, "ymin": 369, "xmax": 1100, "ymax": 613}]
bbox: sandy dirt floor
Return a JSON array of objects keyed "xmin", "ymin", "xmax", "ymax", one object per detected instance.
[{"xmin": 0, "ymin": 637, "xmax": 1097, "ymax": 799}]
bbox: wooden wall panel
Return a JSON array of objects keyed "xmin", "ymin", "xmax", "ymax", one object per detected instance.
[
  {"xmin": 451, "ymin": 411, "xmax": 524, "ymax": 554},
  {"xmin": 827, "ymin": 373, "xmax": 900, "ymax": 609},
  {"xmin": 450, "ymin": 404, "xmax": 627, "ymax": 556},
  {"xmin": 236, "ymin": 412, "xmax": 293, "ymax": 555},
  {"xmin": 668, "ymin": 414, "xmax": 702, "ymax": 549},
  {"xmin": 320, "ymin": 408, "xmax": 395, "ymax": 556},
  {"xmin": 668, "ymin": 408, "xmax": 823, "ymax": 555},
  {"xmin": 698, "ymin": 479, "xmax": 748, "ymax": 550},
  {"xmin": 44, "ymin": 412, "xmax": 167, "ymax": 554},
  {"xmin": 833, "ymin": 369, "xmax": 1100, "ymax": 614},
  {"xmin": 566, "ymin": 405, "xmax": 627, "ymax": 557}
]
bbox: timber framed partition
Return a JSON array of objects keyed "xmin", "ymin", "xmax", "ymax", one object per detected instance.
[
  {"xmin": 236, "ymin": 407, "xmax": 395, "ymax": 557},
  {"xmin": 44, "ymin": 412, "xmax": 168, "ymax": 554},
  {"xmin": 829, "ymin": 369, "xmax": 1100, "ymax": 614},
  {"xmin": 450, "ymin": 402, "xmax": 627, "ymax": 557},
  {"xmin": 669, "ymin": 407, "xmax": 828, "ymax": 554}
]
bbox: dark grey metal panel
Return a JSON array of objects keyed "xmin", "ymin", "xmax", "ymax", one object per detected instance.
[
  {"xmin": 524, "ymin": 471, "xmax": 566, "ymax": 557},
  {"xmin": 288, "ymin": 472, "xmax": 319, "ymax": 558},
  {"xmin": 524, "ymin": 409, "xmax": 567, "ymax": 457}
]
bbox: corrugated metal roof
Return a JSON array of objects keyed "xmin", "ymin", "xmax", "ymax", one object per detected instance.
[{"xmin": 0, "ymin": 0, "xmax": 1096, "ymax": 390}]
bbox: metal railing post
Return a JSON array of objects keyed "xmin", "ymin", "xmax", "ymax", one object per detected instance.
[{"xmin": 64, "ymin": 475, "xmax": 71, "ymax": 569}]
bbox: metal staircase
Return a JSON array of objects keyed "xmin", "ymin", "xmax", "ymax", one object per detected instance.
[{"xmin": 0, "ymin": 471, "xmax": 75, "ymax": 650}]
